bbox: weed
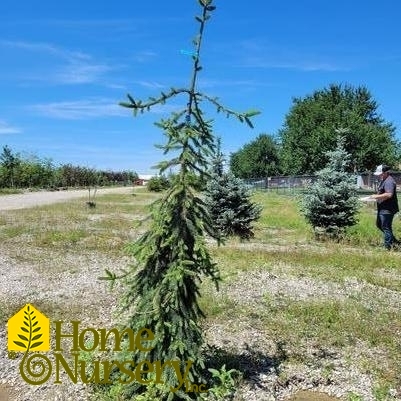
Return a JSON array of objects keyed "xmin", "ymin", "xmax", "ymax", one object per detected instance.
[
  {"xmin": 206, "ymin": 364, "xmax": 242, "ymax": 400},
  {"xmin": 373, "ymin": 383, "xmax": 396, "ymax": 401},
  {"xmin": 347, "ymin": 393, "xmax": 363, "ymax": 401}
]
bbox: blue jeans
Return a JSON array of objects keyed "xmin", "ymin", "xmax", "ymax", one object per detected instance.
[{"xmin": 376, "ymin": 211, "xmax": 397, "ymax": 249}]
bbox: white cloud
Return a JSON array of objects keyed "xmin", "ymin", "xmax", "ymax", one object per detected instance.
[
  {"xmin": 198, "ymin": 78, "xmax": 269, "ymax": 89},
  {"xmin": 134, "ymin": 80, "xmax": 166, "ymax": 89},
  {"xmin": 0, "ymin": 40, "xmax": 116, "ymax": 85},
  {"xmin": 0, "ymin": 120, "xmax": 21, "ymax": 134},
  {"xmin": 0, "ymin": 40, "xmax": 87, "ymax": 61},
  {"xmin": 28, "ymin": 99, "xmax": 126, "ymax": 120},
  {"xmin": 241, "ymin": 57, "xmax": 344, "ymax": 72},
  {"xmin": 55, "ymin": 63, "xmax": 114, "ymax": 85},
  {"xmin": 133, "ymin": 50, "xmax": 158, "ymax": 63},
  {"xmin": 231, "ymin": 39, "xmax": 348, "ymax": 72},
  {"xmin": 28, "ymin": 98, "xmax": 179, "ymax": 120}
]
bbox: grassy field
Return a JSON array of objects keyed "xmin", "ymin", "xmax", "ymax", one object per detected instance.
[
  {"xmin": 200, "ymin": 191, "xmax": 401, "ymax": 399},
  {"xmin": 1, "ymin": 188, "xmax": 400, "ymax": 400}
]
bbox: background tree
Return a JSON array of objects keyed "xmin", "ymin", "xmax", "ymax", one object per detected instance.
[
  {"xmin": 300, "ymin": 133, "xmax": 360, "ymax": 239},
  {"xmin": 205, "ymin": 138, "xmax": 262, "ymax": 239},
  {"xmin": 230, "ymin": 133, "xmax": 279, "ymax": 178},
  {"xmin": 103, "ymin": 1, "xmax": 259, "ymax": 399},
  {"xmin": 168, "ymin": 171, "xmax": 206, "ymax": 192},
  {"xmin": 0, "ymin": 145, "xmax": 138, "ymax": 189},
  {"xmin": 279, "ymin": 84, "xmax": 399, "ymax": 175},
  {"xmin": 15, "ymin": 155, "xmax": 54, "ymax": 188},
  {"xmin": 146, "ymin": 175, "xmax": 170, "ymax": 192},
  {"xmin": 0, "ymin": 145, "xmax": 20, "ymax": 188}
]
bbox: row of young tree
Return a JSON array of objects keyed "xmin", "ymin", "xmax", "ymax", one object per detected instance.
[
  {"xmin": 0, "ymin": 145, "xmax": 138, "ymax": 189},
  {"xmin": 146, "ymin": 134, "xmax": 358, "ymax": 242},
  {"xmin": 230, "ymin": 84, "xmax": 401, "ymax": 178}
]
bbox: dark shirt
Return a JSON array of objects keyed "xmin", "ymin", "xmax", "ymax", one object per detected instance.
[{"xmin": 377, "ymin": 175, "xmax": 399, "ymax": 214}]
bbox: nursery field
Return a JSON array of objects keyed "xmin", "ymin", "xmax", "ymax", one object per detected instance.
[{"xmin": 0, "ymin": 188, "xmax": 400, "ymax": 401}]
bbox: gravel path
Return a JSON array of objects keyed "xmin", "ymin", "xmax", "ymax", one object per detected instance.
[
  {"xmin": 0, "ymin": 186, "xmax": 134, "ymax": 211},
  {"xmin": 0, "ymin": 248, "xmax": 127, "ymax": 401},
  {"xmin": 0, "ymin": 186, "xmax": 133, "ymax": 400}
]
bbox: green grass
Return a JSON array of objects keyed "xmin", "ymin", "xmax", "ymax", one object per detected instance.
[
  {"xmin": 200, "ymin": 191, "xmax": 401, "ymax": 392},
  {"xmin": 0, "ymin": 193, "xmax": 153, "ymax": 255},
  {"xmin": 1, "ymin": 189, "xmax": 400, "ymax": 396},
  {"xmin": 254, "ymin": 191, "xmax": 309, "ymax": 229},
  {"xmin": 0, "ymin": 188, "xmax": 23, "ymax": 195}
]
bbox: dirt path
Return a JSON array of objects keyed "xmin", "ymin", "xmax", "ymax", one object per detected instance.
[{"xmin": 0, "ymin": 186, "xmax": 134, "ymax": 210}]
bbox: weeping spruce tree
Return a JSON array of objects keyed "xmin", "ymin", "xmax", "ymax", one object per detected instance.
[{"xmin": 104, "ymin": 1, "xmax": 259, "ymax": 399}]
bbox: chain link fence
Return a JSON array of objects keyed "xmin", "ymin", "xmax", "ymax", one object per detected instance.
[
  {"xmin": 241, "ymin": 173, "xmax": 401, "ymax": 217},
  {"xmin": 242, "ymin": 175, "xmax": 318, "ymax": 193},
  {"xmin": 241, "ymin": 173, "xmax": 401, "ymax": 193}
]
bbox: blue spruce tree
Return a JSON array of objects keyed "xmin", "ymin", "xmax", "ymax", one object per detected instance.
[
  {"xmin": 205, "ymin": 138, "xmax": 262, "ymax": 240},
  {"xmin": 301, "ymin": 135, "xmax": 360, "ymax": 239}
]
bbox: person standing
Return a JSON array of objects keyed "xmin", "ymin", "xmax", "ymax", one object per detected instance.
[{"xmin": 370, "ymin": 164, "xmax": 399, "ymax": 250}]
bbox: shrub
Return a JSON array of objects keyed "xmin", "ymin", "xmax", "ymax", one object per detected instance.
[{"xmin": 147, "ymin": 176, "xmax": 170, "ymax": 192}]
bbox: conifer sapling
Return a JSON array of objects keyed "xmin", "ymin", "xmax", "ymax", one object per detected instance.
[
  {"xmin": 101, "ymin": 1, "xmax": 260, "ymax": 399},
  {"xmin": 301, "ymin": 133, "xmax": 360, "ymax": 239}
]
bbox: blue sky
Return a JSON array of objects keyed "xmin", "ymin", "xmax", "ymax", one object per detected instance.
[{"xmin": 1, "ymin": 0, "xmax": 400, "ymax": 174}]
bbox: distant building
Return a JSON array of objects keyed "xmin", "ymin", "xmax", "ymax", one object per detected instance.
[{"xmin": 134, "ymin": 174, "xmax": 155, "ymax": 186}]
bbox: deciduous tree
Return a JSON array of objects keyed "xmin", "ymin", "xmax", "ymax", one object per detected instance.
[
  {"xmin": 0, "ymin": 145, "xmax": 20, "ymax": 188},
  {"xmin": 279, "ymin": 84, "xmax": 399, "ymax": 174},
  {"xmin": 230, "ymin": 133, "xmax": 279, "ymax": 178}
]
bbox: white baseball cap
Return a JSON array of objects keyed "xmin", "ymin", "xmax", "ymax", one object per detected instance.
[{"xmin": 373, "ymin": 164, "xmax": 390, "ymax": 176}]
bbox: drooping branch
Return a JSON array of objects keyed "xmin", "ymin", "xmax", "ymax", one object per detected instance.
[
  {"xmin": 119, "ymin": 88, "xmax": 187, "ymax": 115},
  {"xmin": 120, "ymin": 88, "xmax": 260, "ymax": 129},
  {"xmin": 201, "ymin": 94, "xmax": 260, "ymax": 128}
]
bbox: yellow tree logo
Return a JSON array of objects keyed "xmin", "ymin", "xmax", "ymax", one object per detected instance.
[{"xmin": 7, "ymin": 304, "xmax": 50, "ymax": 352}]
